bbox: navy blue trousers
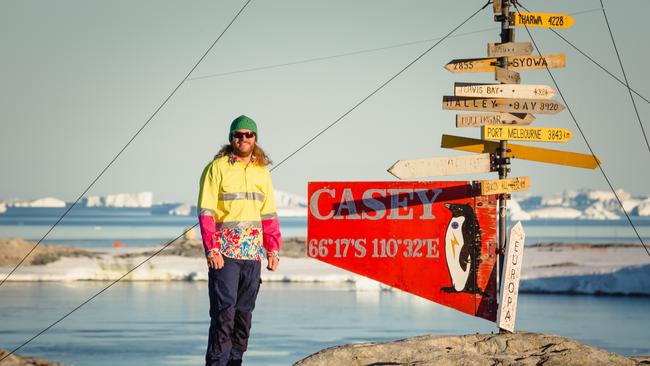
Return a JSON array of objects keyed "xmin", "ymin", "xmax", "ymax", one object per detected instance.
[{"xmin": 206, "ymin": 257, "xmax": 261, "ymax": 366}]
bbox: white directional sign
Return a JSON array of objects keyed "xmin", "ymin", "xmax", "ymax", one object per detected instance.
[
  {"xmin": 456, "ymin": 113, "xmax": 535, "ymax": 127},
  {"xmin": 442, "ymin": 96, "xmax": 565, "ymax": 115},
  {"xmin": 487, "ymin": 42, "xmax": 533, "ymax": 57},
  {"xmin": 454, "ymin": 83, "xmax": 555, "ymax": 99},
  {"xmin": 497, "ymin": 222, "xmax": 526, "ymax": 332},
  {"xmin": 388, "ymin": 153, "xmax": 495, "ymax": 179}
]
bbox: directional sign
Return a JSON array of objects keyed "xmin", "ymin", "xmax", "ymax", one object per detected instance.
[
  {"xmin": 440, "ymin": 134, "xmax": 601, "ymax": 169},
  {"xmin": 444, "ymin": 54, "xmax": 565, "ymax": 73},
  {"xmin": 497, "ymin": 222, "xmax": 526, "ymax": 332},
  {"xmin": 482, "ymin": 125, "xmax": 573, "ymax": 143},
  {"xmin": 512, "ymin": 12, "xmax": 575, "ymax": 29},
  {"xmin": 456, "ymin": 113, "xmax": 535, "ymax": 128},
  {"xmin": 488, "ymin": 42, "xmax": 533, "ymax": 57},
  {"xmin": 454, "ymin": 83, "xmax": 555, "ymax": 99},
  {"xmin": 493, "ymin": 0, "xmax": 501, "ymax": 14},
  {"xmin": 308, "ymin": 181, "xmax": 498, "ymax": 321},
  {"xmin": 495, "ymin": 66, "xmax": 520, "ymax": 84},
  {"xmin": 443, "ymin": 97, "xmax": 565, "ymax": 115},
  {"xmin": 480, "ymin": 177, "xmax": 530, "ymax": 196},
  {"xmin": 388, "ymin": 153, "xmax": 495, "ymax": 179}
]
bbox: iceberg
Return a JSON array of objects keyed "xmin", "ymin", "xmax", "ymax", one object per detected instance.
[
  {"xmin": 8, "ymin": 197, "xmax": 66, "ymax": 208},
  {"xmin": 82, "ymin": 192, "xmax": 153, "ymax": 208},
  {"xmin": 168, "ymin": 203, "xmax": 192, "ymax": 216},
  {"xmin": 632, "ymin": 198, "xmax": 650, "ymax": 217},
  {"xmin": 527, "ymin": 207, "xmax": 582, "ymax": 219}
]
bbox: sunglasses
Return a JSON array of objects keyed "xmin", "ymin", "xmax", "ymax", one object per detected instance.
[{"xmin": 232, "ymin": 131, "xmax": 255, "ymax": 139}]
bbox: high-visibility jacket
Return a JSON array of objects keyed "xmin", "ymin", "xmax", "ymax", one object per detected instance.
[{"xmin": 197, "ymin": 154, "xmax": 281, "ymax": 261}]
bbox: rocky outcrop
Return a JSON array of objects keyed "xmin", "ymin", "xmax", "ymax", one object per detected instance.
[
  {"xmin": 0, "ymin": 238, "xmax": 96, "ymax": 266},
  {"xmin": 0, "ymin": 349, "xmax": 63, "ymax": 366},
  {"xmin": 294, "ymin": 332, "xmax": 649, "ymax": 366}
]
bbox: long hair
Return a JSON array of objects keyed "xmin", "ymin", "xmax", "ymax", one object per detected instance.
[{"xmin": 214, "ymin": 143, "xmax": 272, "ymax": 166}]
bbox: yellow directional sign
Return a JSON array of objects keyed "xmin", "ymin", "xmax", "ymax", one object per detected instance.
[
  {"xmin": 444, "ymin": 54, "xmax": 565, "ymax": 73},
  {"xmin": 454, "ymin": 83, "xmax": 555, "ymax": 99},
  {"xmin": 440, "ymin": 134, "xmax": 601, "ymax": 169},
  {"xmin": 456, "ymin": 113, "xmax": 535, "ymax": 127},
  {"xmin": 443, "ymin": 96, "xmax": 565, "ymax": 115},
  {"xmin": 481, "ymin": 177, "xmax": 531, "ymax": 196},
  {"xmin": 482, "ymin": 125, "xmax": 573, "ymax": 143},
  {"xmin": 512, "ymin": 12, "xmax": 575, "ymax": 29}
]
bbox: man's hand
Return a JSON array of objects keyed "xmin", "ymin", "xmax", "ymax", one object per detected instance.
[
  {"xmin": 207, "ymin": 251, "xmax": 224, "ymax": 270},
  {"xmin": 266, "ymin": 252, "xmax": 279, "ymax": 271}
]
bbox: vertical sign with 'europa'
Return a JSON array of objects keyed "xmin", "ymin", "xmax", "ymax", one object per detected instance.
[
  {"xmin": 497, "ymin": 222, "xmax": 526, "ymax": 332},
  {"xmin": 308, "ymin": 181, "xmax": 498, "ymax": 321}
]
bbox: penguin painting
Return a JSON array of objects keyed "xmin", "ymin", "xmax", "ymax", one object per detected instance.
[{"xmin": 442, "ymin": 203, "xmax": 483, "ymax": 294}]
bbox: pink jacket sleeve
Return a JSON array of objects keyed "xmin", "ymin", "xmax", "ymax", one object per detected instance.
[
  {"xmin": 262, "ymin": 214, "xmax": 281, "ymax": 253},
  {"xmin": 199, "ymin": 214, "xmax": 219, "ymax": 255}
]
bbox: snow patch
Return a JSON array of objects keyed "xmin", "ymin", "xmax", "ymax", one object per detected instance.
[{"xmin": 521, "ymin": 264, "xmax": 650, "ymax": 295}]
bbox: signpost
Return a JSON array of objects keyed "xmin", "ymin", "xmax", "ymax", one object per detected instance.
[
  {"xmin": 480, "ymin": 177, "xmax": 530, "ymax": 196},
  {"xmin": 441, "ymin": 134, "xmax": 601, "ymax": 169},
  {"xmin": 387, "ymin": 153, "xmax": 495, "ymax": 179},
  {"xmin": 496, "ymin": 222, "xmax": 526, "ymax": 332},
  {"xmin": 444, "ymin": 54, "xmax": 566, "ymax": 73},
  {"xmin": 308, "ymin": 181, "xmax": 498, "ymax": 321},
  {"xmin": 442, "ymin": 96, "xmax": 565, "ymax": 115},
  {"xmin": 482, "ymin": 125, "xmax": 573, "ymax": 143},
  {"xmin": 308, "ymin": 0, "xmax": 588, "ymax": 334},
  {"xmin": 488, "ymin": 42, "xmax": 533, "ymax": 57},
  {"xmin": 454, "ymin": 83, "xmax": 555, "ymax": 99},
  {"xmin": 456, "ymin": 113, "xmax": 535, "ymax": 127},
  {"xmin": 512, "ymin": 12, "xmax": 575, "ymax": 29}
]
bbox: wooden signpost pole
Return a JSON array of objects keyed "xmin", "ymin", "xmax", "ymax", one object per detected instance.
[{"xmin": 497, "ymin": 0, "xmax": 511, "ymax": 333}]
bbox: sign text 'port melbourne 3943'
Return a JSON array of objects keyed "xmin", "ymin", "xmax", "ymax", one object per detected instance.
[{"xmin": 308, "ymin": 181, "xmax": 498, "ymax": 321}]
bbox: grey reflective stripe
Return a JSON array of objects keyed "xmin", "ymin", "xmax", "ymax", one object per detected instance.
[
  {"xmin": 220, "ymin": 192, "xmax": 265, "ymax": 202},
  {"xmin": 215, "ymin": 221, "xmax": 262, "ymax": 230},
  {"xmin": 261, "ymin": 212, "xmax": 278, "ymax": 220},
  {"xmin": 199, "ymin": 209, "xmax": 215, "ymax": 216}
]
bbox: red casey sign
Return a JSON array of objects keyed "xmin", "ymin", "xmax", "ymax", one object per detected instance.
[{"xmin": 307, "ymin": 181, "xmax": 498, "ymax": 321}]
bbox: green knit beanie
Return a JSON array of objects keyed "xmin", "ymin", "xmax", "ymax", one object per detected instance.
[{"xmin": 229, "ymin": 115, "xmax": 258, "ymax": 140}]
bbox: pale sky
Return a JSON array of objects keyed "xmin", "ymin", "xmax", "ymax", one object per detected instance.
[{"xmin": 1, "ymin": 0, "xmax": 648, "ymax": 203}]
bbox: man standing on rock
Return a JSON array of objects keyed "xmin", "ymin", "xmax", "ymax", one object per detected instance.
[{"xmin": 197, "ymin": 115, "xmax": 281, "ymax": 366}]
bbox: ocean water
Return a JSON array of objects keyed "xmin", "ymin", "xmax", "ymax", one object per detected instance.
[
  {"xmin": 0, "ymin": 208, "xmax": 649, "ymax": 249},
  {"xmin": 1, "ymin": 209, "xmax": 649, "ymax": 365},
  {"xmin": 0, "ymin": 282, "xmax": 648, "ymax": 366}
]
